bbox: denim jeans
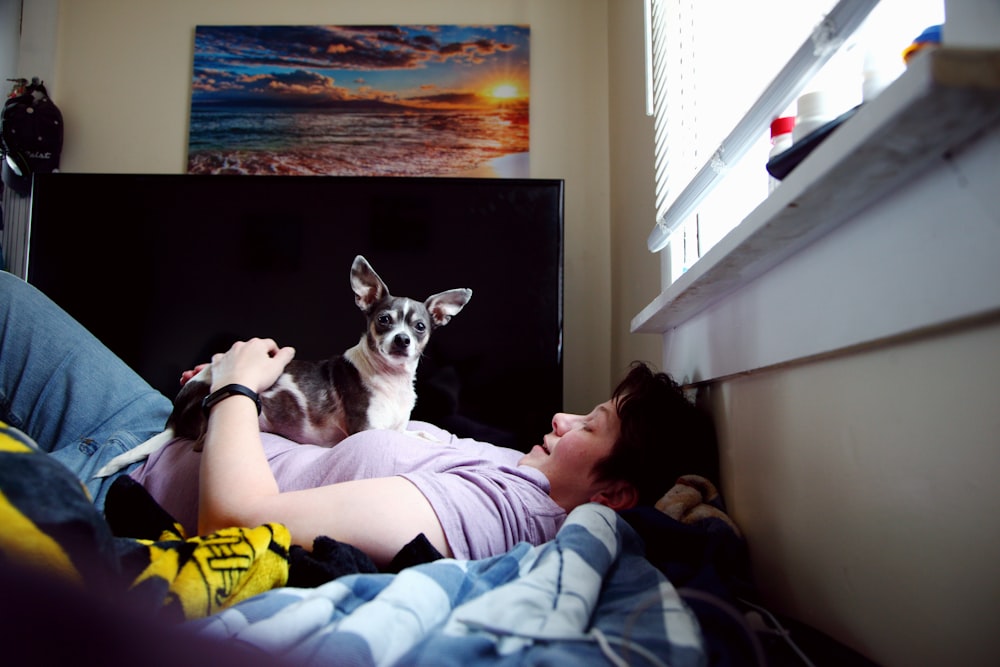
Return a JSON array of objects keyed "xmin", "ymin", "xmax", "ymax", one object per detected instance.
[{"xmin": 0, "ymin": 271, "xmax": 172, "ymax": 508}]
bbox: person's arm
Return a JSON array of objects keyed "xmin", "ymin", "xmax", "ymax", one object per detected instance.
[{"xmin": 196, "ymin": 338, "xmax": 452, "ymax": 568}]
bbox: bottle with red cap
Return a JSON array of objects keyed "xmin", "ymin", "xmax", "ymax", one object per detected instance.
[{"xmin": 768, "ymin": 116, "xmax": 795, "ymax": 193}]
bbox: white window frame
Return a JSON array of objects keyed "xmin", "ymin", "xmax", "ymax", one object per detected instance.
[
  {"xmin": 643, "ymin": 0, "xmax": 943, "ymax": 274},
  {"xmin": 634, "ymin": 0, "xmax": 1000, "ymax": 384}
]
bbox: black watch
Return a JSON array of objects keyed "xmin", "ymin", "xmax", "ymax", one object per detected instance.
[{"xmin": 201, "ymin": 384, "xmax": 263, "ymax": 417}]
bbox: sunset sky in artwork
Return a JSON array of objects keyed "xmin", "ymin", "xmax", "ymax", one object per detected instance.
[{"xmin": 191, "ymin": 24, "xmax": 530, "ymax": 111}]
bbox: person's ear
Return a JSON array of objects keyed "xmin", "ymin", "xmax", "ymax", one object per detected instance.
[{"xmin": 591, "ymin": 480, "xmax": 638, "ymax": 511}]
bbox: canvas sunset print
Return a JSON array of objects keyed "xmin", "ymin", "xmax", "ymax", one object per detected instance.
[{"xmin": 187, "ymin": 25, "xmax": 529, "ymax": 178}]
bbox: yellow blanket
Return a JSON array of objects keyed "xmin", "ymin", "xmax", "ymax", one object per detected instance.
[{"xmin": 0, "ymin": 421, "xmax": 289, "ymax": 620}]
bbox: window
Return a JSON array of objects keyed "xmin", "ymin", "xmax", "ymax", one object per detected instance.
[{"xmin": 645, "ymin": 0, "xmax": 945, "ymax": 281}]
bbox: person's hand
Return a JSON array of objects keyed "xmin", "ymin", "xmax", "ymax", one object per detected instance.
[
  {"xmin": 208, "ymin": 338, "xmax": 295, "ymax": 394},
  {"xmin": 180, "ymin": 363, "xmax": 210, "ymax": 386}
]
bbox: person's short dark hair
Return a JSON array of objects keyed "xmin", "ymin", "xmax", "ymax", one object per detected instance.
[{"xmin": 594, "ymin": 361, "xmax": 719, "ymax": 506}]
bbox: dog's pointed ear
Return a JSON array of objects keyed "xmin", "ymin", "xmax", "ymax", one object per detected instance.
[
  {"xmin": 350, "ymin": 255, "xmax": 389, "ymax": 312},
  {"xmin": 425, "ymin": 288, "xmax": 472, "ymax": 327}
]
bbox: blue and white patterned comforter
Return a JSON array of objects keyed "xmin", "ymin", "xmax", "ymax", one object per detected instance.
[{"xmin": 194, "ymin": 503, "xmax": 706, "ymax": 666}]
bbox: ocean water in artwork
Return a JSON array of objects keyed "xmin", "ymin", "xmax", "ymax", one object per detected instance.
[{"xmin": 187, "ymin": 104, "xmax": 529, "ymax": 177}]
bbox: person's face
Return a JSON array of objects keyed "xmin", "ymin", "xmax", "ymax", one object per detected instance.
[{"xmin": 519, "ymin": 399, "xmax": 625, "ymax": 511}]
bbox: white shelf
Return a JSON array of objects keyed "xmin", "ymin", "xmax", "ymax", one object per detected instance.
[{"xmin": 632, "ymin": 48, "xmax": 1000, "ymax": 335}]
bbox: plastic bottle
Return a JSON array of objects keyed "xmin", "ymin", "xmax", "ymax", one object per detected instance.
[
  {"xmin": 768, "ymin": 116, "xmax": 795, "ymax": 193},
  {"xmin": 792, "ymin": 91, "xmax": 836, "ymax": 144},
  {"xmin": 862, "ymin": 50, "xmax": 898, "ymax": 102}
]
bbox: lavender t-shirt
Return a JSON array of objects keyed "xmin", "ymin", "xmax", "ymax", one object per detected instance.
[{"xmin": 130, "ymin": 421, "xmax": 566, "ymax": 560}]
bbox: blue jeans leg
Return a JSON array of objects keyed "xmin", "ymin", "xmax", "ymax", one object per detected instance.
[{"xmin": 0, "ymin": 271, "xmax": 172, "ymax": 508}]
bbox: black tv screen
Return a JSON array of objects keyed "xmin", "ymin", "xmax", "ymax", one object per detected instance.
[{"xmin": 27, "ymin": 174, "xmax": 563, "ymax": 451}]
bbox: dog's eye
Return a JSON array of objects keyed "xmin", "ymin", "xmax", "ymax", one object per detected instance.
[
  {"xmin": 377, "ymin": 314, "xmax": 392, "ymax": 327},
  {"xmin": 414, "ymin": 321, "xmax": 427, "ymax": 333}
]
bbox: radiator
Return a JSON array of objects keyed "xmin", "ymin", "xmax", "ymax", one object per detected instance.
[{"xmin": 1, "ymin": 186, "xmax": 31, "ymax": 279}]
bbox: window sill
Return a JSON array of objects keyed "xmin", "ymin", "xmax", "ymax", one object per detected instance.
[{"xmin": 632, "ymin": 47, "xmax": 1000, "ymax": 335}]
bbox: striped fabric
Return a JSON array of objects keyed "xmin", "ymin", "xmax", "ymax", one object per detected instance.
[{"xmin": 195, "ymin": 503, "xmax": 705, "ymax": 667}]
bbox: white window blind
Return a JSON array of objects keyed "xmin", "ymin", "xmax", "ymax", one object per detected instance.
[{"xmin": 646, "ymin": 0, "xmax": 945, "ymax": 279}]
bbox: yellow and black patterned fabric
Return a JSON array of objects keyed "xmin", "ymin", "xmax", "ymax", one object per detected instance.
[
  {"xmin": 109, "ymin": 475, "xmax": 291, "ymax": 621},
  {"xmin": 0, "ymin": 421, "xmax": 121, "ymax": 590},
  {"xmin": 0, "ymin": 420, "xmax": 290, "ymax": 621}
]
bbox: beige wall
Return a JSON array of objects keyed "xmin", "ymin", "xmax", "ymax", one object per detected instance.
[
  {"xmin": 607, "ymin": 0, "xmax": 663, "ymax": 379},
  {"xmin": 710, "ymin": 317, "xmax": 1000, "ymax": 666},
  {"xmin": 41, "ymin": 0, "xmax": 665, "ymax": 411},
  {"xmin": 651, "ymin": 88, "xmax": 1000, "ymax": 664}
]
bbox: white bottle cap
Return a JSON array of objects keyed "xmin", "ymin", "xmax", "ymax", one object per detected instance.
[{"xmin": 793, "ymin": 91, "xmax": 837, "ymax": 143}]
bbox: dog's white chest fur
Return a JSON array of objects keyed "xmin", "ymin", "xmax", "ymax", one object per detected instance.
[
  {"xmin": 363, "ymin": 374, "xmax": 416, "ymax": 430},
  {"xmin": 344, "ymin": 343, "xmax": 416, "ymax": 431}
]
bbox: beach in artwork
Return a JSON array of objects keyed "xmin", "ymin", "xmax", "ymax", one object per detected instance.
[{"xmin": 187, "ymin": 25, "xmax": 530, "ymax": 178}]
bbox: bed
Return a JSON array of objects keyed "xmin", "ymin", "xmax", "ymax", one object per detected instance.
[
  {"xmin": 0, "ymin": 418, "xmax": 794, "ymax": 667},
  {"xmin": 4, "ymin": 170, "xmax": 874, "ymax": 664}
]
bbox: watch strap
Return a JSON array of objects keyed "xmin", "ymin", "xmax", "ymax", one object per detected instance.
[{"xmin": 201, "ymin": 383, "xmax": 262, "ymax": 417}]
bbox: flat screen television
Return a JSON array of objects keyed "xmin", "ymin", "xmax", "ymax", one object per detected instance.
[{"xmin": 26, "ymin": 174, "xmax": 563, "ymax": 451}]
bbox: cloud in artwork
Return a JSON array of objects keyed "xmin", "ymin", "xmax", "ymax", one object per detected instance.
[
  {"xmin": 191, "ymin": 24, "xmax": 529, "ymax": 110},
  {"xmin": 195, "ymin": 25, "xmax": 520, "ymax": 72}
]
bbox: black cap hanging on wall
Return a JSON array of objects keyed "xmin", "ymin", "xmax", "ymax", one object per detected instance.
[{"xmin": 1, "ymin": 77, "xmax": 64, "ymax": 196}]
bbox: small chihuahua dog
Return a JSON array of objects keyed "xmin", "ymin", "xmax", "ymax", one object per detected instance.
[{"xmin": 95, "ymin": 255, "xmax": 471, "ymax": 477}]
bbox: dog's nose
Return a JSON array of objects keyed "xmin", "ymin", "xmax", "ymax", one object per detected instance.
[{"xmin": 394, "ymin": 333, "xmax": 411, "ymax": 348}]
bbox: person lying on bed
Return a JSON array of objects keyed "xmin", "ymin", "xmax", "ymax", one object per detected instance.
[{"xmin": 0, "ymin": 271, "xmax": 718, "ymax": 569}]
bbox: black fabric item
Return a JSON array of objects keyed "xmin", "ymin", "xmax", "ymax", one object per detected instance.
[
  {"xmin": 286, "ymin": 532, "xmax": 445, "ymax": 587},
  {"xmin": 105, "ymin": 475, "xmax": 183, "ymax": 540},
  {"xmin": 1, "ymin": 78, "xmax": 63, "ymax": 195},
  {"xmin": 621, "ymin": 505, "xmax": 881, "ymax": 666},
  {"xmin": 287, "ymin": 536, "xmax": 377, "ymax": 587},
  {"xmin": 621, "ymin": 505, "xmax": 754, "ymax": 601},
  {"xmin": 622, "ymin": 505, "xmax": 760, "ymax": 667},
  {"xmin": 386, "ymin": 532, "xmax": 445, "ymax": 573}
]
